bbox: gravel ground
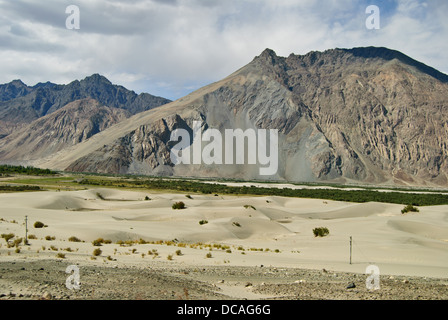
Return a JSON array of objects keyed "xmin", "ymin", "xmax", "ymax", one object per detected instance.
[{"xmin": 1, "ymin": 260, "xmax": 447, "ymax": 300}]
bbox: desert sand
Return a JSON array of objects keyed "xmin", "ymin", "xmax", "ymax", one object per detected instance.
[{"xmin": 1, "ymin": 187, "xmax": 448, "ymax": 300}]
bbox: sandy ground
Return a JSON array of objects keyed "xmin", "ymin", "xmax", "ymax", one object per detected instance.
[{"xmin": 1, "ymin": 188, "xmax": 448, "ymax": 300}]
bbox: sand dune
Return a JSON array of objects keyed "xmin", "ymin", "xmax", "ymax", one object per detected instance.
[
  {"xmin": 1, "ymin": 188, "xmax": 448, "ymax": 279},
  {"xmin": 388, "ymin": 220, "xmax": 448, "ymax": 241}
]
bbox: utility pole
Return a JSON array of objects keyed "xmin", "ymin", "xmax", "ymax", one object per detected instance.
[
  {"xmin": 349, "ymin": 236, "xmax": 352, "ymax": 265},
  {"xmin": 25, "ymin": 215, "xmax": 28, "ymax": 245}
]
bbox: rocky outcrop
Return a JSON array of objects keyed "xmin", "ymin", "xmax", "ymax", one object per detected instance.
[
  {"xmin": 66, "ymin": 114, "xmax": 192, "ymax": 175},
  {"xmin": 0, "ymin": 99, "xmax": 129, "ymax": 161}
]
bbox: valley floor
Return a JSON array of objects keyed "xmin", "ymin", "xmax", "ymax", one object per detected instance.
[{"xmin": 0, "ymin": 186, "xmax": 447, "ymax": 300}]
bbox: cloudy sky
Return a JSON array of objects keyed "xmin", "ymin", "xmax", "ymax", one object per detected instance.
[{"xmin": 0, "ymin": 0, "xmax": 447, "ymax": 100}]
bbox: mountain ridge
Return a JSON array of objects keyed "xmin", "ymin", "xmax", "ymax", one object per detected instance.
[
  {"xmin": 3, "ymin": 46, "xmax": 448, "ymax": 187},
  {"xmin": 0, "ymin": 74, "xmax": 171, "ymax": 136}
]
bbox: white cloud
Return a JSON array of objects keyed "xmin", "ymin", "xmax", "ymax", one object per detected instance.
[{"xmin": 0, "ymin": 0, "xmax": 446, "ymax": 100}]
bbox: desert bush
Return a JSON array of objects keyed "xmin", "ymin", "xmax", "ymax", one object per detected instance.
[
  {"xmin": 13, "ymin": 238, "xmax": 22, "ymax": 247},
  {"xmin": 1, "ymin": 233, "xmax": 15, "ymax": 243},
  {"xmin": 144, "ymin": 196, "xmax": 151, "ymax": 201},
  {"xmin": 401, "ymin": 205, "xmax": 419, "ymax": 214},
  {"xmin": 34, "ymin": 221, "xmax": 45, "ymax": 228},
  {"xmin": 93, "ymin": 248, "xmax": 102, "ymax": 256},
  {"xmin": 92, "ymin": 238, "xmax": 104, "ymax": 246},
  {"xmin": 185, "ymin": 195, "xmax": 193, "ymax": 199},
  {"xmin": 175, "ymin": 249, "xmax": 182, "ymax": 256},
  {"xmin": 68, "ymin": 236, "xmax": 81, "ymax": 242},
  {"xmin": 206, "ymin": 252, "xmax": 213, "ymax": 258},
  {"xmin": 28, "ymin": 234, "xmax": 37, "ymax": 239},
  {"xmin": 45, "ymin": 235, "xmax": 55, "ymax": 241},
  {"xmin": 167, "ymin": 254, "xmax": 173, "ymax": 260},
  {"xmin": 199, "ymin": 220, "xmax": 208, "ymax": 225},
  {"xmin": 56, "ymin": 253, "xmax": 66, "ymax": 259},
  {"xmin": 313, "ymin": 227, "xmax": 330, "ymax": 237},
  {"xmin": 244, "ymin": 205, "xmax": 256, "ymax": 210},
  {"xmin": 172, "ymin": 201, "xmax": 186, "ymax": 210},
  {"xmin": 232, "ymin": 222, "xmax": 241, "ymax": 227}
]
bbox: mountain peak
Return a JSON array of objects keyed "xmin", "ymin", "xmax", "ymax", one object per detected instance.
[
  {"xmin": 259, "ymin": 48, "xmax": 277, "ymax": 58},
  {"xmin": 9, "ymin": 79, "xmax": 27, "ymax": 87},
  {"xmin": 81, "ymin": 73, "xmax": 112, "ymax": 85},
  {"xmin": 252, "ymin": 48, "xmax": 284, "ymax": 68}
]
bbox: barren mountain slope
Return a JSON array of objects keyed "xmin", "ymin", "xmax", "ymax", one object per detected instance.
[
  {"xmin": 0, "ymin": 99, "xmax": 129, "ymax": 161},
  {"xmin": 31, "ymin": 47, "xmax": 448, "ymax": 186}
]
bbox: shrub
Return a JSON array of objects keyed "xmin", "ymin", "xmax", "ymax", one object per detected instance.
[
  {"xmin": 34, "ymin": 221, "xmax": 45, "ymax": 228},
  {"xmin": 244, "ymin": 205, "xmax": 256, "ymax": 210},
  {"xmin": 172, "ymin": 201, "xmax": 186, "ymax": 210},
  {"xmin": 206, "ymin": 252, "xmax": 213, "ymax": 258},
  {"xmin": 185, "ymin": 195, "xmax": 193, "ymax": 199},
  {"xmin": 401, "ymin": 205, "xmax": 419, "ymax": 214},
  {"xmin": 15, "ymin": 248, "xmax": 20, "ymax": 253},
  {"xmin": 199, "ymin": 220, "xmax": 208, "ymax": 225},
  {"xmin": 93, "ymin": 248, "xmax": 102, "ymax": 256},
  {"xmin": 313, "ymin": 227, "xmax": 330, "ymax": 237},
  {"xmin": 68, "ymin": 236, "xmax": 81, "ymax": 242},
  {"xmin": 45, "ymin": 235, "xmax": 55, "ymax": 241},
  {"xmin": 28, "ymin": 234, "xmax": 37, "ymax": 240},
  {"xmin": 13, "ymin": 238, "xmax": 23, "ymax": 247},
  {"xmin": 92, "ymin": 238, "xmax": 104, "ymax": 246},
  {"xmin": 232, "ymin": 222, "xmax": 241, "ymax": 227},
  {"xmin": 144, "ymin": 196, "xmax": 151, "ymax": 201},
  {"xmin": 167, "ymin": 254, "xmax": 173, "ymax": 260},
  {"xmin": 175, "ymin": 249, "xmax": 182, "ymax": 256},
  {"xmin": 56, "ymin": 253, "xmax": 66, "ymax": 259},
  {"xmin": 1, "ymin": 233, "xmax": 15, "ymax": 243}
]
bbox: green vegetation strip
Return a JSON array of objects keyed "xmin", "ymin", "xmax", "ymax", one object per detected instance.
[
  {"xmin": 0, "ymin": 165, "xmax": 58, "ymax": 176},
  {"xmin": 0, "ymin": 185, "xmax": 41, "ymax": 192},
  {"xmin": 78, "ymin": 178, "xmax": 448, "ymax": 206}
]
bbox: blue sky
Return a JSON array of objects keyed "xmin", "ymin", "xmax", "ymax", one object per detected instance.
[{"xmin": 0, "ymin": 0, "xmax": 446, "ymax": 100}]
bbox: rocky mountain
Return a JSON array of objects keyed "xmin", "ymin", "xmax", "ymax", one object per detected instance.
[
  {"xmin": 5, "ymin": 47, "xmax": 448, "ymax": 187},
  {"xmin": 0, "ymin": 98, "xmax": 129, "ymax": 161},
  {"xmin": 0, "ymin": 74, "xmax": 171, "ymax": 137}
]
